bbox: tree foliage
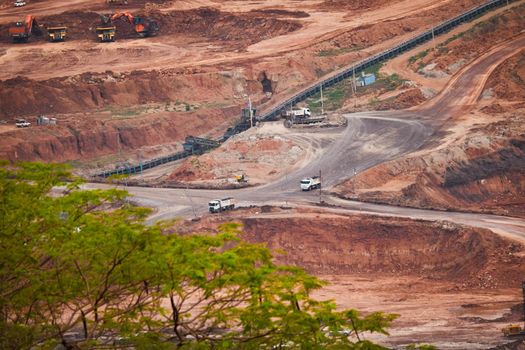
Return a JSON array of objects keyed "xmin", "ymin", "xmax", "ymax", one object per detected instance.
[{"xmin": 0, "ymin": 162, "xmax": 398, "ymax": 349}]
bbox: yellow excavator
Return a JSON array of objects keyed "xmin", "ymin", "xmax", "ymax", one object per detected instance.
[
  {"xmin": 234, "ymin": 174, "xmax": 247, "ymax": 183},
  {"xmin": 502, "ymin": 281, "xmax": 525, "ymax": 337}
]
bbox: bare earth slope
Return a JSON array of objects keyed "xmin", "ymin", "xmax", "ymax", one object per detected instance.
[
  {"xmin": 334, "ymin": 7, "xmax": 525, "ymax": 218},
  {"xmin": 0, "ymin": 0, "xmax": 496, "ymax": 166}
]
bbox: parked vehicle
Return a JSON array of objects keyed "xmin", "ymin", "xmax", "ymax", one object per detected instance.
[
  {"xmin": 208, "ymin": 197, "xmax": 235, "ymax": 213},
  {"xmin": 47, "ymin": 26, "xmax": 68, "ymax": 42},
  {"xmin": 8, "ymin": 15, "xmax": 41, "ymax": 42},
  {"xmin": 14, "ymin": 1, "xmax": 26, "ymax": 7},
  {"xmin": 15, "ymin": 119, "xmax": 31, "ymax": 128},
  {"xmin": 300, "ymin": 176, "xmax": 321, "ymax": 191}
]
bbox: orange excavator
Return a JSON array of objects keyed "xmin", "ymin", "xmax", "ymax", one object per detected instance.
[
  {"xmin": 103, "ymin": 11, "xmax": 159, "ymax": 38},
  {"xmin": 8, "ymin": 15, "xmax": 42, "ymax": 42}
]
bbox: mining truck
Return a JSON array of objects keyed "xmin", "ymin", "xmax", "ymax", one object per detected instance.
[
  {"xmin": 47, "ymin": 26, "xmax": 67, "ymax": 42},
  {"xmin": 96, "ymin": 26, "xmax": 116, "ymax": 42},
  {"xmin": 9, "ymin": 15, "xmax": 42, "ymax": 42},
  {"xmin": 300, "ymin": 176, "xmax": 321, "ymax": 191},
  {"xmin": 502, "ymin": 281, "xmax": 525, "ymax": 337},
  {"xmin": 208, "ymin": 198, "xmax": 235, "ymax": 213}
]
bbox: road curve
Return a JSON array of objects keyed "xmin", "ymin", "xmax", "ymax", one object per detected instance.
[{"xmin": 85, "ymin": 34, "xmax": 525, "ymax": 242}]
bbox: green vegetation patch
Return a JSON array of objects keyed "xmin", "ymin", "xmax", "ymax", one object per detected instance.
[{"xmin": 0, "ymin": 162, "xmax": 399, "ymax": 349}]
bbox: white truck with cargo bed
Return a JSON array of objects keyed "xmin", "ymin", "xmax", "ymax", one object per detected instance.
[
  {"xmin": 300, "ymin": 176, "xmax": 321, "ymax": 191},
  {"xmin": 208, "ymin": 197, "xmax": 235, "ymax": 213}
]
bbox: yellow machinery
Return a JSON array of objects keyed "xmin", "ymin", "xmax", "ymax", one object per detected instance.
[
  {"xmin": 502, "ymin": 324, "xmax": 523, "ymax": 337},
  {"xmin": 96, "ymin": 26, "xmax": 116, "ymax": 42},
  {"xmin": 47, "ymin": 26, "xmax": 67, "ymax": 42},
  {"xmin": 234, "ymin": 174, "xmax": 247, "ymax": 183},
  {"xmin": 502, "ymin": 281, "xmax": 525, "ymax": 337}
]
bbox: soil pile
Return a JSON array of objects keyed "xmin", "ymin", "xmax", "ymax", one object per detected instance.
[
  {"xmin": 485, "ymin": 52, "xmax": 525, "ymax": 102},
  {"xmin": 375, "ymin": 88, "xmax": 427, "ymax": 110},
  {"xmin": 318, "ymin": 0, "xmax": 400, "ymax": 11},
  {"xmin": 153, "ymin": 7, "xmax": 302, "ymax": 45},
  {"xmin": 0, "ymin": 8, "xmax": 302, "ymax": 44},
  {"xmin": 165, "ymin": 130, "xmax": 304, "ymax": 187}
]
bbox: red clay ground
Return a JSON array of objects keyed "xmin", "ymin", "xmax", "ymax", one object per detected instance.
[
  {"xmin": 334, "ymin": 6, "xmax": 525, "ymax": 218},
  {"xmin": 0, "ymin": 0, "xmax": 496, "ymax": 167},
  {"xmin": 172, "ymin": 207, "xmax": 525, "ymax": 348}
]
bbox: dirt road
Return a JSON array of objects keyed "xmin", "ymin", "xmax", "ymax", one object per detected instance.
[{"xmin": 85, "ymin": 31, "xmax": 525, "ymax": 244}]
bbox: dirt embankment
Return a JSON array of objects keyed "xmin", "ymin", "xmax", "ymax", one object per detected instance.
[
  {"xmin": 408, "ymin": 4, "xmax": 525, "ymax": 77},
  {"xmin": 0, "ymin": 68, "xmax": 256, "ymax": 120},
  {"xmin": 177, "ymin": 210, "xmax": 525, "ymax": 289},
  {"xmin": 165, "ymin": 129, "xmax": 304, "ymax": 187},
  {"xmin": 0, "ymin": 107, "xmax": 237, "ymax": 163},
  {"xmin": 335, "ymin": 51, "xmax": 525, "ymax": 217}
]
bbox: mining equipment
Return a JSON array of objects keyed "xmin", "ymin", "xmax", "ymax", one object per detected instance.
[
  {"xmin": 107, "ymin": 0, "xmax": 128, "ymax": 4},
  {"xmin": 47, "ymin": 26, "xmax": 67, "ymax": 42},
  {"xmin": 8, "ymin": 15, "xmax": 42, "ymax": 42},
  {"xmin": 106, "ymin": 11, "xmax": 159, "ymax": 38},
  {"xmin": 502, "ymin": 281, "xmax": 525, "ymax": 337},
  {"xmin": 234, "ymin": 174, "xmax": 247, "ymax": 183},
  {"xmin": 96, "ymin": 26, "xmax": 116, "ymax": 42}
]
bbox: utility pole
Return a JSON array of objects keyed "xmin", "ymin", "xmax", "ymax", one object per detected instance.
[
  {"xmin": 352, "ymin": 67, "xmax": 357, "ymax": 108},
  {"xmin": 248, "ymin": 96, "xmax": 253, "ymax": 128},
  {"xmin": 320, "ymin": 84, "xmax": 324, "ymax": 115},
  {"xmin": 319, "ymin": 169, "xmax": 322, "ymax": 203},
  {"xmin": 431, "ymin": 25, "xmax": 435, "ymax": 50},
  {"xmin": 117, "ymin": 130, "xmax": 121, "ymax": 167},
  {"xmin": 138, "ymin": 150, "xmax": 143, "ymax": 180},
  {"xmin": 184, "ymin": 184, "xmax": 197, "ymax": 219}
]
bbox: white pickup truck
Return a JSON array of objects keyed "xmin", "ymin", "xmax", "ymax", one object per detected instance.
[
  {"xmin": 300, "ymin": 176, "xmax": 321, "ymax": 191},
  {"xmin": 15, "ymin": 119, "xmax": 31, "ymax": 128},
  {"xmin": 208, "ymin": 197, "xmax": 235, "ymax": 213}
]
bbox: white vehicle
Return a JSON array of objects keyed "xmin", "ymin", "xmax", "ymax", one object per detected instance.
[
  {"xmin": 15, "ymin": 119, "xmax": 31, "ymax": 128},
  {"xmin": 208, "ymin": 197, "xmax": 235, "ymax": 213},
  {"xmin": 300, "ymin": 176, "xmax": 321, "ymax": 191},
  {"xmin": 14, "ymin": 1, "xmax": 26, "ymax": 7},
  {"xmin": 283, "ymin": 108, "xmax": 311, "ymax": 118}
]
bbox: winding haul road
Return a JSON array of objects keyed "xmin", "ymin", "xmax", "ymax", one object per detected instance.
[{"xmin": 87, "ymin": 34, "xmax": 525, "ymax": 242}]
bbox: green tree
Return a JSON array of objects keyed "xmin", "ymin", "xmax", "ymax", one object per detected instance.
[{"xmin": 0, "ymin": 162, "xmax": 398, "ymax": 349}]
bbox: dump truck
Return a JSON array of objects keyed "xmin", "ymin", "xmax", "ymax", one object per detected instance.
[
  {"xmin": 47, "ymin": 26, "xmax": 67, "ymax": 42},
  {"xmin": 300, "ymin": 176, "xmax": 321, "ymax": 191},
  {"xmin": 96, "ymin": 26, "xmax": 116, "ymax": 42},
  {"xmin": 502, "ymin": 281, "xmax": 525, "ymax": 337},
  {"xmin": 208, "ymin": 198, "xmax": 235, "ymax": 213},
  {"xmin": 282, "ymin": 108, "xmax": 311, "ymax": 118},
  {"xmin": 107, "ymin": 0, "xmax": 128, "ymax": 4},
  {"xmin": 9, "ymin": 15, "xmax": 42, "ymax": 42}
]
